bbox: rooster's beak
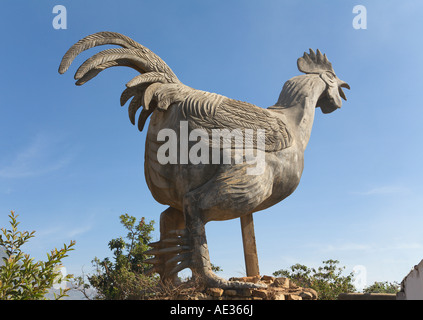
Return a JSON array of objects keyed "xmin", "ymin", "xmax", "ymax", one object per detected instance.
[{"xmin": 338, "ymin": 81, "xmax": 350, "ymax": 101}]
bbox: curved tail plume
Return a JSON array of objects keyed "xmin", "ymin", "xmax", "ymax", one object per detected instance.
[
  {"xmin": 58, "ymin": 31, "xmax": 179, "ymax": 84},
  {"xmin": 59, "ymin": 31, "xmax": 181, "ymax": 130}
]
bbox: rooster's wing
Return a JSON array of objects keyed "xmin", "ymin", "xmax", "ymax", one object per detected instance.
[{"xmin": 134, "ymin": 83, "xmax": 292, "ymax": 152}]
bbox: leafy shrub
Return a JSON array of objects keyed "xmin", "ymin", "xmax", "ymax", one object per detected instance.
[
  {"xmin": 363, "ymin": 281, "xmax": 400, "ymax": 294},
  {"xmin": 74, "ymin": 214, "xmax": 158, "ymax": 299},
  {"xmin": 0, "ymin": 211, "xmax": 75, "ymax": 300},
  {"xmin": 273, "ymin": 259, "xmax": 356, "ymax": 300}
]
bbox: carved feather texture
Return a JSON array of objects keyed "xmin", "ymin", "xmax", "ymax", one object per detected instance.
[
  {"xmin": 59, "ymin": 32, "xmax": 187, "ymax": 131},
  {"xmin": 128, "ymin": 94, "xmax": 144, "ymax": 125},
  {"xmin": 121, "ymin": 78, "xmax": 292, "ymax": 152},
  {"xmin": 143, "ymin": 83, "xmax": 163, "ymax": 111},
  {"xmin": 59, "ymin": 31, "xmax": 180, "ymax": 84},
  {"xmin": 75, "ymin": 60, "xmax": 122, "ymax": 86},
  {"xmin": 120, "ymin": 86, "xmax": 139, "ymax": 107},
  {"xmin": 120, "ymin": 84, "xmax": 149, "ymax": 125},
  {"xmin": 74, "ymin": 48, "xmax": 150, "ymax": 80},
  {"xmin": 59, "ymin": 31, "xmax": 292, "ymax": 150},
  {"xmin": 127, "ymin": 72, "xmax": 168, "ymax": 87},
  {"xmin": 59, "ymin": 31, "xmax": 143, "ymax": 74},
  {"xmin": 179, "ymin": 91, "xmax": 292, "ymax": 152}
]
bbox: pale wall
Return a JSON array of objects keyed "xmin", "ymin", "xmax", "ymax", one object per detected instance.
[{"xmin": 400, "ymin": 259, "xmax": 423, "ymax": 300}]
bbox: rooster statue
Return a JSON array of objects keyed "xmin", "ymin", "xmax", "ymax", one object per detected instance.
[{"xmin": 59, "ymin": 32, "xmax": 349, "ymax": 289}]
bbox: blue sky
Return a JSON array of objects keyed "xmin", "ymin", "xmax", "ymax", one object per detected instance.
[{"xmin": 1, "ymin": 0, "xmax": 423, "ymax": 290}]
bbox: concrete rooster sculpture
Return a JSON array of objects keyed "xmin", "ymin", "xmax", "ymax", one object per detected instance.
[{"xmin": 59, "ymin": 31, "xmax": 349, "ymax": 289}]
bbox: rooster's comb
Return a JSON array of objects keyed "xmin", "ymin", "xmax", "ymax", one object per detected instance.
[{"xmin": 297, "ymin": 49, "xmax": 334, "ymax": 75}]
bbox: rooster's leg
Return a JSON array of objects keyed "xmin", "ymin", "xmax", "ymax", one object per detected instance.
[
  {"xmin": 146, "ymin": 198, "xmax": 266, "ymax": 289},
  {"xmin": 182, "ymin": 193, "xmax": 266, "ymax": 289},
  {"xmin": 145, "ymin": 207, "xmax": 186, "ymax": 284},
  {"xmin": 159, "ymin": 207, "xmax": 185, "ymax": 283}
]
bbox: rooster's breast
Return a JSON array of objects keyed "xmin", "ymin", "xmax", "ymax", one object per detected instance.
[{"xmin": 254, "ymin": 144, "xmax": 304, "ymax": 212}]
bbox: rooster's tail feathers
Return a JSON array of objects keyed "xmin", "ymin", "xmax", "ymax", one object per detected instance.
[
  {"xmin": 59, "ymin": 31, "xmax": 182, "ymax": 131},
  {"xmin": 59, "ymin": 31, "xmax": 179, "ymax": 84}
]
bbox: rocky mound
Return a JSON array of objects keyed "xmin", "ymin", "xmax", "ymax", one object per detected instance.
[{"xmin": 156, "ymin": 275, "xmax": 318, "ymax": 300}]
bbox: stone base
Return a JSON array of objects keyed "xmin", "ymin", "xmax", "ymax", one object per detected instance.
[{"xmin": 151, "ymin": 275, "xmax": 318, "ymax": 300}]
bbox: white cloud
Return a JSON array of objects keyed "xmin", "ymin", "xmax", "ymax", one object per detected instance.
[
  {"xmin": 67, "ymin": 225, "xmax": 93, "ymax": 238},
  {"xmin": 36, "ymin": 221, "xmax": 94, "ymax": 241},
  {"xmin": 0, "ymin": 133, "xmax": 76, "ymax": 178},
  {"xmin": 306, "ymin": 241, "xmax": 423, "ymax": 254},
  {"xmin": 317, "ymin": 243, "xmax": 373, "ymax": 253},
  {"xmin": 382, "ymin": 242, "xmax": 423, "ymax": 251},
  {"xmin": 353, "ymin": 185, "xmax": 409, "ymax": 196},
  {"xmin": 36, "ymin": 226, "xmax": 64, "ymax": 238}
]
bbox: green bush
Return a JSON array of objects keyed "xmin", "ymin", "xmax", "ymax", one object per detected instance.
[
  {"xmin": 363, "ymin": 281, "xmax": 400, "ymax": 294},
  {"xmin": 73, "ymin": 213, "xmax": 225, "ymax": 300},
  {"xmin": 0, "ymin": 211, "xmax": 75, "ymax": 300},
  {"xmin": 273, "ymin": 259, "xmax": 356, "ymax": 300},
  {"xmin": 75, "ymin": 214, "xmax": 158, "ymax": 300}
]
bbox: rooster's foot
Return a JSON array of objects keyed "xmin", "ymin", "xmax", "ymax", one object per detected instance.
[
  {"xmin": 145, "ymin": 229, "xmax": 191, "ymax": 282},
  {"xmin": 146, "ymin": 228, "xmax": 266, "ymax": 289}
]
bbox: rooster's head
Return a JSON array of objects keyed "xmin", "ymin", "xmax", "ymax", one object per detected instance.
[{"xmin": 297, "ymin": 49, "xmax": 350, "ymax": 114}]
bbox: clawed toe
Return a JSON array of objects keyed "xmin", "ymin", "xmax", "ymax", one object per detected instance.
[
  {"xmin": 145, "ymin": 229, "xmax": 192, "ymax": 279},
  {"xmin": 145, "ymin": 227, "xmax": 266, "ymax": 290}
]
